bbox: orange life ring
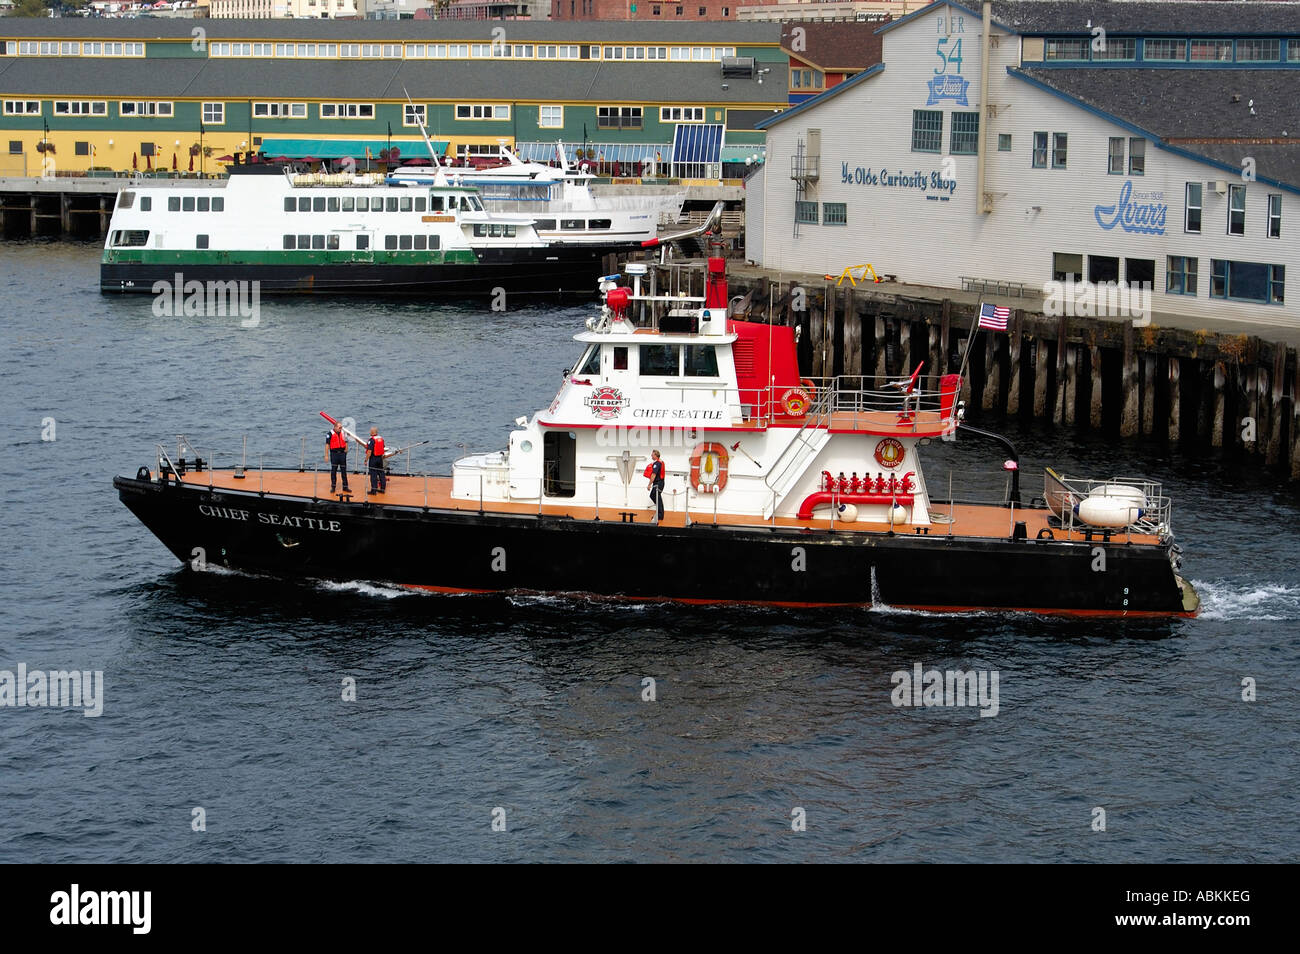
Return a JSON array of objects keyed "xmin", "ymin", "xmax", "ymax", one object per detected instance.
[
  {"xmin": 689, "ymin": 442, "xmax": 729, "ymax": 493},
  {"xmin": 799, "ymin": 378, "xmax": 817, "ymax": 400},
  {"xmin": 781, "ymin": 387, "xmax": 812, "ymax": 417}
]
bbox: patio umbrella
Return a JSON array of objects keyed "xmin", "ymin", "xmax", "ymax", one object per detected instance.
[
  {"xmin": 402, "ymin": 157, "xmax": 430, "ymax": 166},
  {"xmin": 146, "ymin": 154, "xmax": 152, "ymax": 171},
  {"xmin": 188, "ymin": 154, "xmax": 194, "ymax": 172},
  {"xmin": 172, "ymin": 153, "xmax": 178, "ymax": 171},
  {"xmin": 215, "ymin": 155, "xmax": 234, "ymax": 163},
  {"xmin": 132, "ymin": 152, "xmax": 137, "ymax": 170}
]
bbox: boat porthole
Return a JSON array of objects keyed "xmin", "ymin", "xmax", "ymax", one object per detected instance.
[{"xmin": 520, "ymin": 440, "xmax": 533, "ymax": 453}]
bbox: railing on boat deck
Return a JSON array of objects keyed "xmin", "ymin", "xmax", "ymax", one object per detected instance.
[{"xmin": 1043, "ymin": 471, "xmax": 1173, "ymax": 538}]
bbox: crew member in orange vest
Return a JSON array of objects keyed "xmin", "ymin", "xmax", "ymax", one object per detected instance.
[
  {"xmin": 366, "ymin": 426, "xmax": 387, "ymax": 494},
  {"xmin": 325, "ymin": 421, "xmax": 351, "ymax": 494}
]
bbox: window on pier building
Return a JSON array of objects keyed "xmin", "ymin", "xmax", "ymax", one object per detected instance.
[
  {"xmin": 823, "ymin": 202, "xmax": 847, "ymax": 226},
  {"xmin": 1128, "ymin": 138, "xmax": 1145, "ymax": 175},
  {"xmin": 1210, "ymin": 260, "xmax": 1285, "ymax": 304},
  {"xmin": 1094, "ymin": 37, "xmax": 1136, "ymax": 61},
  {"xmin": 950, "ymin": 112, "xmax": 978, "ymax": 156},
  {"xmin": 1167, "ymin": 256, "xmax": 1198, "ymax": 296},
  {"xmin": 1267, "ymin": 195, "xmax": 1281, "ymax": 238},
  {"xmin": 1238, "ymin": 39, "xmax": 1281, "ymax": 62},
  {"xmin": 1126, "ymin": 258, "xmax": 1155, "ymax": 288},
  {"xmin": 1032, "ymin": 131, "xmax": 1048, "ymax": 168},
  {"xmin": 640, "ymin": 344, "xmax": 679, "ymax": 376},
  {"xmin": 1089, "ymin": 255, "xmax": 1119, "ymax": 284},
  {"xmin": 1051, "ymin": 133, "xmax": 1068, "ymax": 169},
  {"xmin": 202, "ymin": 102, "xmax": 224, "ymax": 125},
  {"xmin": 1052, "ymin": 252, "xmax": 1082, "ymax": 282},
  {"xmin": 1108, "ymin": 137, "xmax": 1124, "ymax": 174},
  {"xmin": 795, "ymin": 201, "xmax": 818, "ymax": 224},
  {"xmin": 1185, "ymin": 182, "xmax": 1202, "ymax": 233},
  {"xmin": 997, "ymin": 134, "xmax": 1011, "ymax": 151},
  {"xmin": 911, "ymin": 110, "xmax": 942, "ymax": 153},
  {"xmin": 1227, "ymin": 185, "xmax": 1246, "ymax": 235}
]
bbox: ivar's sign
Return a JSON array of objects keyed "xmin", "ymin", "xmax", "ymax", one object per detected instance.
[
  {"xmin": 1094, "ymin": 181, "xmax": 1167, "ymax": 235},
  {"xmin": 841, "ymin": 163, "xmax": 957, "ymax": 196}
]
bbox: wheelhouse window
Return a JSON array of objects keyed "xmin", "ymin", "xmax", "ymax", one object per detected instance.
[
  {"xmin": 684, "ymin": 345, "xmax": 718, "ymax": 377},
  {"xmin": 639, "ymin": 345, "xmax": 678, "ymax": 376},
  {"xmin": 577, "ymin": 346, "xmax": 601, "ymax": 376}
]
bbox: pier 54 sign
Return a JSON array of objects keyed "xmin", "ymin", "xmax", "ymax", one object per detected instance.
[{"xmin": 1094, "ymin": 181, "xmax": 1167, "ymax": 235}]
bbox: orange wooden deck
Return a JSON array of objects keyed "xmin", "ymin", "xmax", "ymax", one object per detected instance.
[{"xmin": 176, "ymin": 468, "xmax": 1161, "ymax": 545}]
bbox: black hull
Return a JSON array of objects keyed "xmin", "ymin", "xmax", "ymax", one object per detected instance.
[
  {"xmin": 114, "ymin": 475, "xmax": 1197, "ymax": 616},
  {"xmin": 99, "ymin": 244, "xmax": 630, "ymax": 298}
]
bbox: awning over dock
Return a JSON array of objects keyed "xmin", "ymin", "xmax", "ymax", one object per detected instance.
[{"xmin": 257, "ymin": 138, "xmax": 449, "ymax": 160}]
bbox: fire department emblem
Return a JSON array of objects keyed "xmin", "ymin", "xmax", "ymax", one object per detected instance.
[
  {"xmin": 874, "ymin": 438, "xmax": 905, "ymax": 469},
  {"xmin": 585, "ymin": 385, "xmax": 628, "ymax": 420}
]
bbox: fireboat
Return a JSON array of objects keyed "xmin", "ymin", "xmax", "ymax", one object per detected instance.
[{"xmin": 114, "ymin": 256, "xmax": 1199, "ymax": 616}]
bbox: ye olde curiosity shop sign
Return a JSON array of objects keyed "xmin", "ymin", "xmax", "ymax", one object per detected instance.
[{"xmin": 840, "ymin": 163, "xmax": 958, "ymax": 199}]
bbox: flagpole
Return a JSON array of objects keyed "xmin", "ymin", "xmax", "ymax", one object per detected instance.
[{"xmin": 956, "ymin": 302, "xmax": 983, "ymax": 384}]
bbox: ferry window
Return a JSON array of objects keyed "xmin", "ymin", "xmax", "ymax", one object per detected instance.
[
  {"xmin": 356, "ymin": 197, "xmax": 369, "ymax": 212},
  {"xmin": 298, "ymin": 233, "xmax": 310, "ymax": 248},
  {"xmin": 327, "ymin": 235, "xmax": 340, "ymax": 250},
  {"xmin": 561, "ymin": 219, "xmax": 585, "ymax": 230},
  {"xmin": 182, "ymin": 196, "xmax": 195, "ymax": 212},
  {"xmin": 168, "ymin": 196, "xmax": 180, "ymax": 212},
  {"xmin": 415, "ymin": 196, "xmax": 426, "ymax": 212},
  {"xmin": 196, "ymin": 235, "xmax": 209, "ymax": 249},
  {"xmin": 430, "ymin": 235, "xmax": 440, "ymax": 250},
  {"xmin": 357, "ymin": 235, "xmax": 369, "ymax": 250},
  {"xmin": 684, "ymin": 345, "xmax": 718, "ymax": 377},
  {"xmin": 139, "ymin": 197, "xmax": 151, "ymax": 212},
  {"xmin": 284, "ymin": 197, "xmax": 295, "ymax": 212},
  {"xmin": 313, "ymin": 197, "xmax": 326, "ymax": 212},
  {"xmin": 111, "ymin": 230, "xmax": 149, "ymax": 247},
  {"xmin": 342, "ymin": 197, "xmax": 355, "ymax": 212},
  {"xmin": 399, "ymin": 196, "xmax": 413, "ymax": 212},
  {"xmin": 386, "ymin": 197, "xmax": 399, "ymax": 212},
  {"xmin": 505, "ymin": 226, "xmax": 516, "ymax": 237},
  {"xmin": 472, "ymin": 225, "xmax": 485, "ymax": 237},
  {"xmin": 578, "ymin": 346, "xmax": 601, "ymax": 375},
  {"xmin": 298, "ymin": 197, "xmax": 311, "ymax": 212},
  {"xmin": 312, "ymin": 235, "xmax": 325, "ymax": 250},
  {"xmin": 385, "ymin": 235, "xmax": 398, "ymax": 250},
  {"xmin": 197, "ymin": 197, "xmax": 210, "ymax": 212},
  {"xmin": 1052, "ymin": 252, "xmax": 1083, "ymax": 282},
  {"xmin": 118, "ymin": 192, "xmax": 136, "ymax": 209},
  {"xmin": 399, "ymin": 235, "xmax": 413, "ymax": 250},
  {"xmin": 1089, "ymin": 255, "xmax": 1119, "ymax": 284},
  {"xmin": 588, "ymin": 219, "xmax": 612, "ymax": 230},
  {"xmin": 283, "ymin": 235, "xmax": 295, "ymax": 249},
  {"xmin": 640, "ymin": 344, "xmax": 679, "ymax": 376},
  {"xmin": 414, "ymin": 235, "xmax": 427, "ymax": 250},
  {"xmin": 535, "ymin": 219, "xmax": 556, "ymax": 230},
  {"xmin": 430, "ymin": 196, "xmax": 444, "ymax": 212},
  {"xmin": 212, "ymin": 197, "xmax": 224, "ymax": 212},
  {"xmin": 328, "ymin": 197, "xmax": 340, "ymax": 212},
  {"xmin": 613, "ymin": 346, "xmax": 628, "ymax": 370}
]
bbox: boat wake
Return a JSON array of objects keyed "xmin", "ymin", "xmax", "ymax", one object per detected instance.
[
  {"xmin": 318, "ymin": 579, "xmax": 425, "ymax": 600},
  {"xmin": 1192, "ymin": 580, "xmax": 1300, "ymax": 621}
]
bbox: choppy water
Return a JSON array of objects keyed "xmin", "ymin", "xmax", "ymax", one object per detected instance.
[{"xmin": 1, "ymin": 240, "xmax": 1296, "ymax": 862}]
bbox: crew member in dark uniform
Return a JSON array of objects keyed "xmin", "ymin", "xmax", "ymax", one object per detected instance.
[
  {"xmin": 645, "ymin": 449, "xmax": 665, "ymax": 522},
  {"xmin": 326, "ymin": 421, "xmax": 350, "ymax": 494},
  {"xmin": 366, "ymin": 427, "xmax": 387, "ymax": 495}
]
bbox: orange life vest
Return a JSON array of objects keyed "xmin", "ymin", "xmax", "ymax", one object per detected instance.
[{"xmin": 327, "ymin": 430, "xmax": 348, "ymax": 451}]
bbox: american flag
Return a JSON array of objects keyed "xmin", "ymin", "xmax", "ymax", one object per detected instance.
[{"xmin": 979, "ymin": 302, "xmax": 1011, "ymax": 331}]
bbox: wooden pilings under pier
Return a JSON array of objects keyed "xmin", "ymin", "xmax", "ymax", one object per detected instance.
[{"xmin": 722, "ymin": 275, "xmax": 1300, "ymax": 480}]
